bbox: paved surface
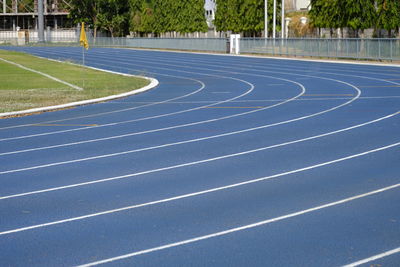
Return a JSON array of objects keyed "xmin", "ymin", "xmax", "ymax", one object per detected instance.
[{"xmin": 0, "ymin": 47, "xmax": 399, "ymax": 266}]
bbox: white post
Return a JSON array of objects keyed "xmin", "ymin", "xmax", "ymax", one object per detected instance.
[
  {"xmin": 285, "ymin": 17, "xmax": 291, "ymax": 38},
  {"xmin": 3, "ymin": 0, "xmax": 6, "ymax": 14},
  {"xmin": 235, "ymin": 34, "xmax": 240, "ymax": 54},
  {"xmin": 264, "ymin": 0, "xmax": 268, "ymax": 38},
  {"xmin": 272, "ymin": 0, "xmax": 276, "ymax": 39}
]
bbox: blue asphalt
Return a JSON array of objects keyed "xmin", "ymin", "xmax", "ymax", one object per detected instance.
[{"xmin": 0, "ymin": 47, "xmax": 399, "ymax": 266}]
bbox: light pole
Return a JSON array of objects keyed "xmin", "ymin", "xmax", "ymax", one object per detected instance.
[
  {"xmin": 272, "ymin": 0, "xmax": 276, "ymax": 38},
  {"xmin": 264, "ymin": 0, "xmax": 268, "ymax": 38},
  {"xmin": 281, "ymin": 0, "xmax": 285, "ymax": 38},
  {"xmin": 38, "ymin": 0, "xmax": 44, "ymax": 42}
]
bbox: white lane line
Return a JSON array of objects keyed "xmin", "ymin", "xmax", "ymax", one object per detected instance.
[
  {"xmin": 342, "ymin": 247, "xmax": 400, "ymax": 267},
  {"xmin": 128, "ymin": 49, "xmax": 400, "ymax": 78},
  {"xmin": 0, "ymin": 77, "xmax": 304, "ymax": 157},
  {"xmin": 1, "ymin": 79, "xmax": 362, "ymax": 175},
  {"xmin": 0, "ymin": 140, "xmax": 398, "ymax": 236},
  {"xmin": 2, "ymin": 44, "xmax": 384, "ymax": 143},
  {"xmin": 0, "ymin": 73, "xmax": 206, "ymax": 131},
  {"xmin": 9, "ymin": 100, "xmax": 400, "ymax": 203},
  {"xmin": 0, "ymin": 50, "xmax": 361, "ymax": 148},
  {"xmin": 0, "ymin": 71, "xmax": 256, "ymax": 141},
  {"xmin": 0, "ymin": 47, "xmax": 254, "ymax": 131},
  {"xmin": 101, "ymin": 48, "xmax": 400, "ymax": 85},
  {"xmin": 0, "ymin": 72, "xmax": 308, "ymax": 155},
  {"xmin": 122, "ymin": 51, "xmax": 400, "ymax": 105},
  {"xmin": 0, "ymin": 57, "xmax": 83, "ymax": 91},
  {"xmin": 98, "ymin": 95, "xmax": 400, "ymax": 104},
  {"xmin": 0, "ymin": 46, "xmax": 343, "ymax": 136},
  {"xmin": 77, "ymin": 182, "xmax": 400, "ymax": 266}
]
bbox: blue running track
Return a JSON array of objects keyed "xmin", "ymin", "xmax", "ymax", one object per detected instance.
[{"xmin": 0, "ymin": 47, "xmax": 400, "ymax": 266}]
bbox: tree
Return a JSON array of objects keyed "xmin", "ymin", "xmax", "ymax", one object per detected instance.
[
  {"xmin": 376, "ymin": 0, "xmax": 400, "ymax": 37},
  {"xmin": 214, "ymin": 0, "xmax": 281, "ymax": 36},
  {"xmin": 309, "ymin": 0, "xmax": 344, "ymax": 37},
  {"xmin": 129, "ymin": 0, "xmax": 207, "ymax": 36},
  {"xmin": 340, "ymin": 0, "xmax": 377, "ymax": 37},
  {"xmin": 68, "ymin": 0, "xmax": 102, "ymax": 38},
  {"xmin": 98, "ymin": 0, "xmax": 130, "ymax": 37},
  {"xmin": 176, "ymin": 0, "xmax": 208, "ymax": 34}
]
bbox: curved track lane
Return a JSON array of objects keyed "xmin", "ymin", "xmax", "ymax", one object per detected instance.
[{"xmin": 0, "ymin": 47, "xmax": 399, "ymax": 266}]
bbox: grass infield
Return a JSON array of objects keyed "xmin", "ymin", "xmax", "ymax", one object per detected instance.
[{"xmin": 0, "ymin": 49, "xmax": 150, "ymax": 114}]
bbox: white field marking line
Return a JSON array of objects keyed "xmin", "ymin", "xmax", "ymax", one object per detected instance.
[
  {"xmin": 75, "ymin": 185, "xmax": 400, "ymax": 266},
  {"xmin": 0, "ymin": 76, "xmax": 305, "ymax": 157},
  {"xmin": 0, "ymin": 56, "xmax": 83, "ymax": 91},
  {"xmin": 1, "ymin": 141, "xmax": 399, "ymax": 236},
  {"xmin": 0, "ymin": 65, "xmax": 257, "ymax": 141},
  {"xmin": 342, "ymin": 247, "xmax": 400, "ymax": 267}
]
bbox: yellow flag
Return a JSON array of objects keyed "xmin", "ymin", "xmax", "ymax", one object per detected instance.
[{"xmin": 79, "ymin": 22, "xmax": 89, "ymax": 50}]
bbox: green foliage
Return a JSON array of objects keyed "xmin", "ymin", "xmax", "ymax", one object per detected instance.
[
  {"xmin": 376, "ymin": 0, "xmax": 400, "ymax": 36},
  {"xmin": 309, "ymin": 0, "xmax": 400, "ymax": 36},
  {"xmin": 67, "ymin": 0, "xmax": 400, "ymax": 38},
  {"xmin": 342, "ymin": 0, "xmax": 376, "ymax": 32},
  {"xmin": 129, "ymin": 0, "xmax": 208, "ymax": 35},
  {"xmin": 214, "ymin": 0, "xmax": 281, "ymax": 36},
  {"xmin": 97, "ymin": 0, "xmax": 130, "ymax": 37}
]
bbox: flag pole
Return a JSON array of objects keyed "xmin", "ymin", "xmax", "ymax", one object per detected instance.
[
  {"xmin": 79, "ymin": 22, "xmax": 89, "ymax": 90},
  {"xmin": 82, "ymin": 43, "xmax": 85, "ymax": 89}
]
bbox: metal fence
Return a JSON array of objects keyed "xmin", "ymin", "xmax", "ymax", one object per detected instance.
[
  {"xmin": 1, "ymin": 32, "xmax": 399, "ymax": 61},
  {"xmin": 240, "ymin": 38, "xmax": 400, "ymax": 61},
  {"xmin": 92, "ymin": 37, "xmax": 228, "ymax": 53},
  {"xmin": 0, "ymin": 30, "xmax": 78, "ymax": 45}
]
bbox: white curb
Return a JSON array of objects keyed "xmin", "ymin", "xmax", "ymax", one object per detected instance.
[{"xmin": 0, "ymin": 66, "xmax": 159, "ymax": 119}]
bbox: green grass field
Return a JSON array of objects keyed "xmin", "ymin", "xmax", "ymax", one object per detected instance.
[{"xmin": 0, "ymin": 49, "xmax": 150, "ymax": 114}]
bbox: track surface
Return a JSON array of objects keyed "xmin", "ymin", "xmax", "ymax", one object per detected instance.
[{"xmin": 1, "ymin": 47, "xmax": 399, "ymax": 266}]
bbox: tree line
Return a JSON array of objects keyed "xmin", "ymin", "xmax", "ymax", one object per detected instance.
[
  {"xmin": 309, "ymin": 0, "xmax": 400, "ymax": 37},
  {"xmin": 68, "ymin": 0, "xmax": 278, "ymax": 37},
  {"xmin": 68, "ymin": 0, "xmax": 400, "ymax": 38},
  {"xmin": 68, "ymin": 0, "xmax": 208, "ymax": 37}
]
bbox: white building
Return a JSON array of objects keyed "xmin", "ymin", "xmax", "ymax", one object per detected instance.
[
  {"xmin": 294, "ymin": 0, "xmax": 310, "ymax": 10},
  {"xmin": 286, "ymin": 0, "xmax": 311, "ymax": 11},
  {"xmin": 204, "ymin": 0, "xmax": 216, "ymax": 28}
]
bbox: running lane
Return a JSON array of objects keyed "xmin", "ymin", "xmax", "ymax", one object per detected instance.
[{"xmin": 0, "ymin": 47, "xmax": 399, "ymax": 267}]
